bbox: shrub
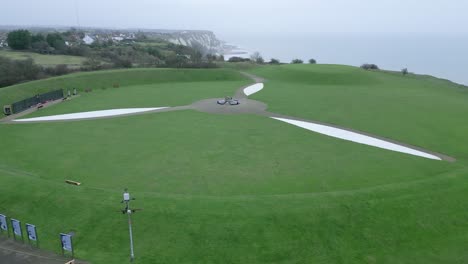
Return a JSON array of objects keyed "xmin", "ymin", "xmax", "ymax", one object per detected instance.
[
  {"xmin": 309, "ymin": 59, "xmax": 317, "ymax": 64},
  {"xmin": 164, "ymin": 54, "xmax": 189, "ymax": 68},
  {"xmin": 269, "ymin": 58, "xmax": 280, "ymax": 64},
  {"xmin": 291, "ymin": 59, "xmax": 303, "ymax": 64},
  {"xmin": 67, "ymin": 45, "xmax": 91, "ymax": 56},
  {"xmin": 402, "ymin": 68, "xmax": 408, "ymax": 75},
  {"xmin": 7, "ymin": 30, "xmax": 32, "ymax": 50},
  {"xmin": 54, "ymin": 64, "xmax": 70, "ymax": 75},
  {"xmin": 0, "ymin": 56, "xmax": 40, "ymax": 87},
  {"xmin": 228, "ymin": 56, "xmax": 251, "ymax": 63},
  {"xmin": 43, "ymin": 64, "xmax": 72, "ymax": 76},
  {"xmin": 250, "ymin": 51, "xmax": 264, "ymax": 64},
  {"xmin": 31, "ymin": 41, "xmax": 51, "ymax": 53},
  {"xmin": 82, "ymin": 55, "xmax": 103, "ymax": 71},
  {"xmin": 113, "ymin": 57, "xmax": 133, "ymax": 68},
  {"xmin": 360, "ymin": 64, "xmax": 380, "ymax": 70}
]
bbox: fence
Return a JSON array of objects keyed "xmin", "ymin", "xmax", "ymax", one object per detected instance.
[{"xmin": 9, "ymin": 89, "xmax": 64, "ymax": 114}]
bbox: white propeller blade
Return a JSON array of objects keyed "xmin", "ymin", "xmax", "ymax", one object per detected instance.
[
  {"xmin": 14, "ymin": 108, "xmax": 168, "ymax": 122},
  {"xmin": 271, "ymin": 117, "xmax": 441, "ymax": 160},
  {"xmin": 244, "ymin": 83, "xmax": 264, "ymax": 96}
]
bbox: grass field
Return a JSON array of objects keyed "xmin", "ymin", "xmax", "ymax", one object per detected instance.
[
  {"xmin": 0, "ymin": 68, "xmax": 248, "ymax": 116},
  {"xmin": 0, "ymin": 49, "xmax": 86, "ymax": 67},
  {"xmin": 1, "ymin": 65, "xmax": 468, "ymax": 263},
  {"xmin": 248, "ymin": 64, "xmax": 468, "ymax": 159}
]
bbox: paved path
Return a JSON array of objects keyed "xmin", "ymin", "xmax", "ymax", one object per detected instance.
[
  {"xmin": 0, "ymin": 236, "xmax": 86, "ymax": 264},
  {"xmin": 1, "ymin": 96, "xmax": 80, "ymax": 122}
]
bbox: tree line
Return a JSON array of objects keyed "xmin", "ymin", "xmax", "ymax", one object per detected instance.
[
  {"xmin": 7, "ymin": 29, "xmax": 88, "ymax": 56},
  {"xmin": 2, "ymin": 30, "xmax": 411, "ymax": 89},
  {"xmin": 0, "ymin": 56, "xmax": 76, "ymax": 88},
  {"xmin": 227, "ymin": 51, "xmax": 317, "ymax": 65},
  {"xmin": 0, "ymin": 29, "xmax": 228, "ymax": 88},
  {"xmin": 4, "ymin": 29, "xmax": 224, "ymax": 69}
]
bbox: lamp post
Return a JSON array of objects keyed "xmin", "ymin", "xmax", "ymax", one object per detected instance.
[{"xmin": 122, "ymin": 189, "xmax": 135, "ymax": 262}]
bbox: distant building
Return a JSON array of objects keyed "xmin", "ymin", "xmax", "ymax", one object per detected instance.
[{"xmin": 82, "ymin": 35, "xmax": 95, "ymax": 45}]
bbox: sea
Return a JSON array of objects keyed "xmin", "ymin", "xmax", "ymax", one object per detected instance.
[{"xmin": 220, "ymin": 33, "xmax": 468, "ymax": 86}]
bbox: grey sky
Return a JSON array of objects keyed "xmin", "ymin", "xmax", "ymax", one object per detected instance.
[{"xmin": 1, "ymin": 0, "xmax": 467, "ymax": 34}]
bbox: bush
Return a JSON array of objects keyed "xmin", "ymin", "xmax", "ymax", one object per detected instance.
[
  {"xmin": 82, "ymin": 55, "xmax": 102, "ymax": 71},
  {"xmin": 54, "ymin": 64, "xmax": 70, "ymax": 75},
  {"xmin": 0, "ymin": 56, "xmax": 76, "ymax": 88},
  {"xmin": 360, "ymin": 64, "xmax": 379, "ymax": 70},
  {"xmin": 269, "ymin": 58, "xmax": 280, "ymax": 64},
  {"xmin": 164, "ymin": 54, "xmax": 189, "ymax": 68},
  {"xmin": 255, "ymin": 57, "xmax": 264, "ymax": 64},
  {"xmin": 7, "ymin": 30, "xmax": 32, "ymax": 50},
  {"xmin": 146, "ymin": 47, "xmax": 162, "ymax": 58},
  {"xmin": 112, "ymin": 57, "xmax": 133, "ymax": 68},
  {"xmin": 31, "ymin": 34, "xmax": 46, "ymax": 44},
  {"xmin": 250, "ymin": 51, "xmax": 264, "ymax": 64},
  {"xmin": 228, "ymin": 56, "xmax": 251, "ymax": 63},
  {"xmin": 31, "ymin": 41, "xmax": 51, "ymax": 53},
  {"xmin": 0, "ymin": 56, "xmax": 40, "ymax": 87},
  {"xmin": 67, "ymin": 45, "xmax": 91, "ymax": 56},
  {"xmin": 291, "ymin": 59, "xmax": 303, "ymax": 64},
  {"xmin": 402, "ymin": 68, "xmax": 408, "ymax": 75},
  {"xmin": 309, "ymin": 59, "xmax": 317, "ymax": 64},
  {"xmin": 44, "ymin": 64, "xmax": 71, "ymax": 76},
  {"xmin": 46, "ymin": 33, "xmax": 66, "ymax": 53}
]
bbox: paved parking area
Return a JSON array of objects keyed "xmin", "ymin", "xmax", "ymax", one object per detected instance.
[{"xmin": 0, "ymin": 236, "xmax": 86, "ymax": 264}]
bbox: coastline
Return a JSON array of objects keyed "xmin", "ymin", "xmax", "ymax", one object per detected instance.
[{"xmin": 220, "ymin": 33, "xmax": 468, "ymax": 86}]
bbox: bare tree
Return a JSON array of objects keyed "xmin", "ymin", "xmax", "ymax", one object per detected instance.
[{"xmin": 250, "ymin": 51, "xmax": 264, "ymax": 64}]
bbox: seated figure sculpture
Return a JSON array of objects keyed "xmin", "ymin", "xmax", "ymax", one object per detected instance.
[{"xmin": 217, "ymin": 96, "xmax": 240, "ymax": 105}]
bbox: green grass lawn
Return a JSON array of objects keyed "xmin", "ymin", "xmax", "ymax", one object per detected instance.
[
  {"xmin": 248, "ymin": 64, "xmax": 468, "ymax": 159},
  {"xmin": 24, "ymin": 80, "xmax": 249, "ymax": 118},
  {"xmin": 1, "ymin": 65, "xmax": 468, "ymax": 263},
  {"xmin": 0, "ymin": 49, "xmax": 86, "ymax": 67},
  {"xmin": 0, "ymin": 68, "xmax": 248, "ymax": 116}
]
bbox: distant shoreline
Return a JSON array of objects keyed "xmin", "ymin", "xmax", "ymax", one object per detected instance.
[{"xmin": 220, "ymin": 33, "xmax": 468, "ymax": 85}]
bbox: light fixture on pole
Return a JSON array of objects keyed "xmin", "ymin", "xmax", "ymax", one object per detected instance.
[{"xmin": 121, "ymin": 188, "xmax": 142, "ymax": 263}]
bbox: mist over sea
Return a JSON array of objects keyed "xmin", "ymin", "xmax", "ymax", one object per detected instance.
[{"xmin": 220, "ymin": 33, "xmax": 468, "ymax": 85}]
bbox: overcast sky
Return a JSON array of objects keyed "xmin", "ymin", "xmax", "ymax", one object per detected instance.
[{"xmin": 2, "ymin": 0, "xmax": 467, "ymax": 35}]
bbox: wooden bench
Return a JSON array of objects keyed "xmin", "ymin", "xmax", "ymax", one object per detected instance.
[{"xmin": 65, "ymin": 180, "xmax": 81, "ymax": 186}]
